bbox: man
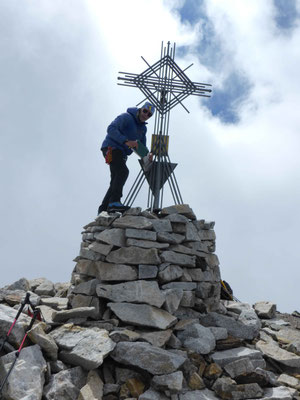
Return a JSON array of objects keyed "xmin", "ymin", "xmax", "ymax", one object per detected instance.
[{"xmin": 98, "ymin": 101, "xmax": 155, "ymax": 214}]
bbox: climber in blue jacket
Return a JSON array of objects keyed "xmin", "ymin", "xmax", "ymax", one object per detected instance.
[{"xmin": 98, "ymin": 101, "xmax": 155, "ymax": 214}]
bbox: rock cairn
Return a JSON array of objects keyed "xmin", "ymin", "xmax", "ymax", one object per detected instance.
[{"xmin": 1, "ymin": 205, "xmax": 300, "ymax": 399}]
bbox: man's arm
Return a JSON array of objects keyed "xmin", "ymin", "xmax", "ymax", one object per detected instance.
[{"xmin": 106, "ymin": 113, "xmax": 131, "ymax": 144}]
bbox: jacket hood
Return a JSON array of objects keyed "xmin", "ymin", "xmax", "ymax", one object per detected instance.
[{"xmin": 127, "ymin": 107, "xmax": 147, "ymax": 124}]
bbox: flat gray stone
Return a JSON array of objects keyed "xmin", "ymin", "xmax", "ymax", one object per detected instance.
[
  {"xmin": 94, "ymin": 261, "xmax": 138, "ymax": 281},
  {"xmin": 157, "ymin": 232, "xmax": 185, "ymax": 244},
  {"xmin": 137, "ymin": 329, "xmax": 173, "ymax": 347},
  {"xmin": 126, "ymin": 237, "xmax": 169, "ymax": 249},
  {"xmin": 261, "ymin": 386, "xmax": 297, "ymax": 400},
  {"xmin": 112, "ymin": 215, "xmax": 153, "ymax": 230},
  {"xmin": 224, "ymin": 358, "xmax": 255, "ymax": 378},
  {"xmin": 180, "ymin": 291, "xmax": 195, "ymax": 307},
  {"xmin": 212, "ymin": 377, "xmax": 264, "ymax": 400},
  {"xmin": 53, "ymin": 307, "xmax": 97, "ymax": 322},
  {"xmin": 125, "ymin": 228, "xmax": 157, "ymax": 241},
  {"xmin": 274, "ymin": 327, "xmax": 300, "ymax": 345},
  {"xmin": 94, "ymin": 228, "xmax": 126, "ymax": 247},
  {"xmin": 50, "ymin": 324, "xmax": 115, "ymax": 370},
  {"xmin": 106, "ymin": 246, "xmax": 161, "ymax": 265},
  {"xmin": 108, "ymin": 302, "xmax": 177, "ymax": 329},
  {"xmin": 179, "ymin": 389, "xmax": 220, "ymax": 400},
  {"xmin": 256, "ymin": 339, "xmax": 300, "ymax": 368},
  {"xmin": 139, "ymin": 264, "xmax": 158, "ymax": 279},
  {"xmin": 72, "ymin": 279, "xmax": 99, "ymax": 296},
  {"xmin": 200, "ymin": 312, "xmax": 260, "ymax": 340},
  {"xmin": 211, "ymin": 347, "xmax": 266, "ymax": 368},
  {"xmin": 40, "ymin": 297, "xmax": 69, "ymax": 310},
  {"xmin": 161, "ymin": 251, "xmax": 196, "ymax": 267},
  {"xmin": 0, "ymin": 345, "xmax": 47, "ymax": 400},
  {"xmin": 186, "ymin": 222, "xmax": 200, "ymax": 241},
  {"xmin": 111, "ymin": 342, "xmax": 186, "ymax": 375},
  {"xmin": 160, "ymin": 204, "xmax": 196, "ymax": 220},
  {"xmin": 162, "ymin": 282, "xmax": 197, "ymax": 290},
  {"xmin": 151, "ymin": 219, "xmax": 172, "ymax": 232},
  {"xmin": 88, "ymin": 241, "xmax": 113, "ymax": 256},
  {"xmin": 139, "ymin": 388, "xmax": 169, "ymax": 400},
  {"xmin": 158, "ymin": 264, "xmax": 183, "ymax": 283},
  {"xmin": 209, "ymin": 327, "xmax": 228, "ymax": 340},
  {"xmin": 96, "ymin": 280, "xmax": 165, "ymax": 308}
]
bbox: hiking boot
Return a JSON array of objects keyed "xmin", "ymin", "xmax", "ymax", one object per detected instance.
[{"xmin": 107, "ymin": 202, "xmax": 130, "ymax": 213}]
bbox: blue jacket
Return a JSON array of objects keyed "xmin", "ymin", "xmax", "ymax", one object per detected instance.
[{"xmin": 101, "ymin": 107, "xmax": 148, "ymax": 158}]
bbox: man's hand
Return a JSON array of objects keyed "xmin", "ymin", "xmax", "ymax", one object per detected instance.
[
  {"xmin": 125, "ymin": 140, "xmax": 138, "ymax": 149},
  {"xmin": 148, "ymin": 152, "xmax": 153, "ymax": 162}
]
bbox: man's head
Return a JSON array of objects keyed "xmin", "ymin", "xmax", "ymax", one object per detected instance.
[{"xmin": 138, "ymin": 101, "xmax": 155, "ymax": 122}]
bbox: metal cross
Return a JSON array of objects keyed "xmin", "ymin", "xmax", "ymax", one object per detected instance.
[{"xmin": 120, "ymin": 42, "xmax": 212, "ymax": 210}]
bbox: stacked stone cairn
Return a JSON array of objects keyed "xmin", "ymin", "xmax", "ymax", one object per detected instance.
[{"xmin": 1, "ymin": 205, "xmax": 300, "ymax": 399}]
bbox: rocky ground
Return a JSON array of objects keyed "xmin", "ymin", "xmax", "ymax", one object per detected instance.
[{"xmin": 1, "ymin": 205, "xmax": 300, "ymax": 400}]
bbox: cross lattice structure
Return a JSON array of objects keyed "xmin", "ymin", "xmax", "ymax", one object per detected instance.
[{"xmin": 120, "ymin": 42, "xmax": 212, "ymax": 210}]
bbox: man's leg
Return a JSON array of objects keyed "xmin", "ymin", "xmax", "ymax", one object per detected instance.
[{"xmin": 109, "ymin": 149, "xmax": 129, "ymax": 203}]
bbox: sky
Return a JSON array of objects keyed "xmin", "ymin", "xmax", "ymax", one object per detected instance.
[{"xmin": 1, "ymin": 0, "xmax": 300, "ymax": 313}]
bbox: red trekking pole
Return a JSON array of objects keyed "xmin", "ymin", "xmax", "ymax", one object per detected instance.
[
  {"xmin": 0, "ymin": 309, "xmax": 39, "ymax": 395},
  {"xmin": 0, "ymin": 292, "xmax": 31, "ymax": 353}
]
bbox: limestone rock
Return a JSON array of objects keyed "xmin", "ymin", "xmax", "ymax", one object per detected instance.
[
  {"xmin": 35, "ymin": 279, "xmax": 55, "ymax": 296},
  {"xmin": 78, "ymin": 370, "xmax": 104, "ymax": 400},
  {"xmin": 137, "ymin": 329, "xmax": 172, "ymax": 347},
  {"xmin": 161, "ymin": 250, "xmax": 196, "ymax": 267},
  {"xmin": 162, "ymin": 288, "xmax": 184, "ymax": 314},
  {"xmin": 52, "ymin": 307, "xmax": 97, "ymax": 322},
  {"xmin": 200, "ymin": 312, "xmax": 260, "ymax": 340},
  {"xmin": 94, "ymin": 228, "xmax": 126, "ymax": 247},
  {"xmin": 40, "ymin": 297, "xmax": 69, "ymax": 310},
  {"xmin": 94, "ymin": 261, "xmax": 138, "ymax": 281},
  {"xmin": 110, "ymin": 342, "xmax": 186, "ymax": 375},
  {"xmin": 50, "ymin": 324, "xmax": 115, "ymax": 370},
  {"xmin": 43, "ymin": 366, "xmax": 87, "ymax": 400},
  {"xmin": 127, "ymin": 237, "xmax": 169, "ymax": 249},
  {"xmin": 28, "ymin": 322, "xmax": 58, "ymax": 360},
  {"xmin": 158, "ymin": 264, "xmax": 183, "ymax": 283},
  {"xmin": 160, "ymin": 204, "xmax": 196, "ymax": 220},
  {"xmin": 112, "ymin": 215, "xmax": 153, "ymax": 230},
  {"xmin": 0, "ymin": 303, "xmax": 31, "ymax": 346},
  {"xmin": 262, "ymin": 386, "xmax": 297, "ymax": 400},
  {"xmin": 96, "ymin": 280, "xmax": 165, "ymax": 308},
  {"xmin": 212, "ymin": 377, "xmax": 264, "ymax": 400},
  {"xmin": 177, "ymin": 323, "xmax": 216, "ymax": 354},
  {"xmin": 0, "ymin": 344, "xmax": 47, "ymax": 400},
  {"xmin": 256, "ymin": 339, "xmax": 300, "ymax": 369},
  {"xmin": 277, "ymin": 373, "xmax": 300, "ymax": 389},
  {"xmin": 125, "ymin": 228, "xmax": 157, "ymax": 240},
  {"xmin": 108, "ymin": 302, "xmax": 177, "ymax": 329},
  {"xmin": 212, "ymin": 347, "xmax": 266, "ymax": 368},
  {"xmin": 224, "ymin": 357, "xmax": 255, "ymax": 378},
  {"xmin": 179, "ymin": 389, "xmax": 220, "ymax": 400},
  {"xmin": 88, "ymin": 241, "xmax": 113, "ymax": 256},
  {"xmin": 151, "ymin": 219, "xmax": 172, "ymax": 232},
  {"xmin": 139, "ymin": 388, "xmax": 169, "ymax": 399},
  {"xmin": 106, "ymin": 246, "xmax": 161, "ymax": 265},
  {"xmin": 139, "ymin": 264, "xmax": 158, "ymax": 279},
  {"xmin": 254, "ymin": 301, "xmax": 277, "ymax": 319},
  {"xmin": 157, "ymin": 232, "xmax": 185, "ymax": 244},
  {"xmin": 152, "ymin": 371, "xmax": 184, "ymax": 393}
]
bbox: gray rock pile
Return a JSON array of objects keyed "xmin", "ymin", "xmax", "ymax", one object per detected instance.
[{"xmin": 1, "ymin": 205, "xmax": 300, "ymax": 400}]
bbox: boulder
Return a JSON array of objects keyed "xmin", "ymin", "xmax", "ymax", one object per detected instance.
[
  {"xmin": 256, "ymin": 339, "xmax": 300, "ymax": 369},
  {"xmin": 28, "ymin": 322, "xmax": 58, "ymax": 360},
  {"xmin": 0, "ymin": 303, "xmax": 31, "ymax": 346},
  {"xmin": 111, "ymin": 342, "xmax": 186, "ymax": 375},
  {"xmin": 160, "ymin": 251, "xmax": 196, "ymax": 267},
  {"xmin": 94, "ymin": 261, "xmax": 138, "ymax": 281},
  {"xmin": 112, "ymin": 215, "xmax": 153, "ymax": 230}
]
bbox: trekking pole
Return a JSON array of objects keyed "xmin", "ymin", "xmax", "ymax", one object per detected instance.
[
  {"xmin": 0, "ymin": 309, "xmax": 39, "ymax": 395},
  {"xmin": 0, "ymin": 292, "xmax": 31, "ymax": 353}
]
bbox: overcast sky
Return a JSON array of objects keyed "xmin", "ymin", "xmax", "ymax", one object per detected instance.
[{"xmin": 1, "ymin": 0, "xmax": 300, "ymax": 313}]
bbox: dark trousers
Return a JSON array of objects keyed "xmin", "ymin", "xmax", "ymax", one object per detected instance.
[{"xmin": 98, "ymin": 148, "xmax": 129, "ymax": 212}]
